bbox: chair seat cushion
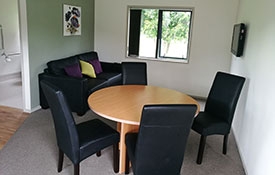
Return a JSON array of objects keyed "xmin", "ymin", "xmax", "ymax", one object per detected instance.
[
  {"xmin": 96, "ymin": 72, "xmax": 122, "ymax": 86},
  {"xmin": 86, "ymin": 79, "xmax": 108, "ymax": 95},
  {"xmin": 192, "ymin": 112, "xmax": 230, "ymax": 135},
  {"xmin": 77, "ymin": 119, "xmax": 119, "ymax": 161}
]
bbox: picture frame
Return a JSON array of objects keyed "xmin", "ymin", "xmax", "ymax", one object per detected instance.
[{"xmin": 63, "ymin": 4, "xmax": 81, "ymax": 36}]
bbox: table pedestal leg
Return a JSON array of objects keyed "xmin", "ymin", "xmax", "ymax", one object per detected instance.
[{"xmin": 117, "ymin": 123, "xmax": 139, "ymax": 174}]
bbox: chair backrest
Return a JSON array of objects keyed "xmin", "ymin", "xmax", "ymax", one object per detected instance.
[
  {"xmin": 40, "ymin": 80, "xmax": 80, "ymax": 163},
  {"xmin": 205, "ymin": 71, "xmax": 245, "ymax": 124},
  {"xmin": 134, "ymin": 104, "xmax": 197, "ymax": 175},
  {"xmin": 122, "ymin": 62, "xmax": 147, "ymax": 85}
]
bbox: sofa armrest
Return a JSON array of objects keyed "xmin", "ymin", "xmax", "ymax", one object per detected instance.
[
  {"xmin": 39, "ymin": 73, "xmax": 89, "ymax": 115},
  {"xmin": 100, "ymin": 62, "xmax": 122, "ymax": 73}
]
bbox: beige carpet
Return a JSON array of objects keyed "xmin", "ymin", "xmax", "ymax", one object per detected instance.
[{"xmin": 0, "ymin": 109, "xmax": 245, "ymax": 175}]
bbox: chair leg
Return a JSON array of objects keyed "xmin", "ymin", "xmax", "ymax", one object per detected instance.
[
  {"xmin": 58, "ymin": 149, "xmax": 64, "ymax": 172},
  {"xmin": 96, "ymin": 151, "xmax": 101, "ymax": 157},
  {"xmin": 196, "ymin": 135, "xmax": 207, "ymax": 164},
  {"xmin": 113, "ymin": 143, "xmax": 119, "ymax": 173},
  {"xmin": 223, "ymin": 134, "xmax": 229, "ymax": 154},
  {"xmin": 74, "ymin": 164, "xmax": 79, "ymax": 175},
  {"xmin": 125, "ymin": 150, "xmax": 130, "ymax": 174}
]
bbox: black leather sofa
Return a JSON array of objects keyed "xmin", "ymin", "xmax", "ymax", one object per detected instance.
[{"xmin": 39, "ymin": 51, "xmax": 122, "ymax": 116}]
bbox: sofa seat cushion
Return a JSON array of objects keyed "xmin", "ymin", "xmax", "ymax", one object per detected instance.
[
  {"xmin": 97, "ymin": 72, "xmax": 122, "ymax": 86},
  {"xmin": 87, "ymin": 78, "xmax": 108, "ymax": 95}
]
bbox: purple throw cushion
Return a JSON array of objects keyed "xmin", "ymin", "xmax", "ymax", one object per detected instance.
[
  {"xmin": 64, "ymin": 63, "xmax": 83, "ymax": 78},
  {"xmin": 89, "ymin": 59, "xmax": 103, "ymax": 74}
]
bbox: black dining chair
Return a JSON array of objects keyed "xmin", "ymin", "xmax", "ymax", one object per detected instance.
[
  {"xmin": 125, "ymin": 104, "xmax": 197, "ymax": 175},
  {"xmin": 192, "ymin": 71, "xmax": 245, "ymax": 164},
  {"xmin": 40, "ymin": 80, "xmax": 120, "ymax": 175},
  {"xmin": 122, "ymin": 62, "xmax": 147, "ymax": 85}
]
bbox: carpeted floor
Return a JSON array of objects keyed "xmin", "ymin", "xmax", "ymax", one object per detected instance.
[{"xmin": 0, "ymin": 109, "xmax": 245, "ymax": 175}]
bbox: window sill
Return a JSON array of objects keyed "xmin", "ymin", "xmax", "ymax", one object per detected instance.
[{"xmin": 127, "ymin": 55, "xmax": 189, "ymax": 64}]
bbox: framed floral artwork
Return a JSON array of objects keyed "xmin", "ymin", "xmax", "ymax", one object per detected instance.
[{"xmin": 63, "ymin": 4, "xmax": 81, "ymax": 36}]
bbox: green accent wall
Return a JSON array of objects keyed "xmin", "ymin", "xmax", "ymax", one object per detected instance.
[{"xmin": 26, "ymin": 0, "xmax": 94, "ymax": 109}]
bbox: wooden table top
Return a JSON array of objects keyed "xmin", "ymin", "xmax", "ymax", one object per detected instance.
[{"xmin": 88, "ymin": 85, "xmax": 200, "ymax": 125}]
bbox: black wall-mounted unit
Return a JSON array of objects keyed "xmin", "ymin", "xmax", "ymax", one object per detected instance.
[{"xmin": 231, "ymin": 23, "xmax": 246, "ymax": 57}]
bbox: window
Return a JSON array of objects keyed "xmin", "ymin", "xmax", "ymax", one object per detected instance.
[{"xmin": 127, "ymin": 7, "xmax": 193, "ymax": 63}]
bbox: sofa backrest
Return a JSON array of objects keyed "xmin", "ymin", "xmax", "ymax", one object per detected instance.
[
  {"xmin": 47, "ymin": 56, "xmax": 79, "ymax": 76},
  {"xmin": 78, "ymin": 51, "xmax": 99, "ymax": 62},
  {"xmin": 46, "ymin": 51, "xmax": 99, "ymax": 76}
]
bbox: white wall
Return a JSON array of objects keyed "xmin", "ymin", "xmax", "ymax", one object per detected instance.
[
  {"xmin": 94, "ymin": 0, "xmax": 240, "ymax": 97},
  {"xmin": 0, "ymin": 0, "xmax": 22, "ymax": 76},
  {"xmin": 231, "ymin": 0, "xmax": 275, "ymax": 175}
]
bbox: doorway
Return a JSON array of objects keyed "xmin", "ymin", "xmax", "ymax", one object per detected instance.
[{"xmin": 0, "ymin": 0, "xmax": 23, "ymax": 109}]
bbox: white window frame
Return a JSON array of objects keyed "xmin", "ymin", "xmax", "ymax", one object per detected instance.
[{"xmin": 126, "ymin": 6, "xmax": 194, "ymax": 64}]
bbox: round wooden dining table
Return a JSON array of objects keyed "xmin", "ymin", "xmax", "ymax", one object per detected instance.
[{"xmin": 88, "ymin": 85, "xmax": 200, "ymax": 173}]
